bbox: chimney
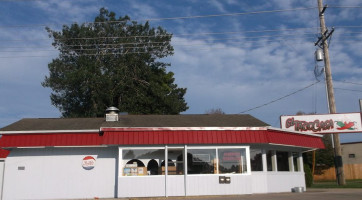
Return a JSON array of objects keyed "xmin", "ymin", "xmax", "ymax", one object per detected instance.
[{"xmin": 105, "ymin": 107, "xmax": 120, "ymax": 122}]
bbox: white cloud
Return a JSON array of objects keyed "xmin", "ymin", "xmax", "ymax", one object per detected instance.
[{"xmin": 34, "ymin": 0, "xmax": 99, "ymax": 24}]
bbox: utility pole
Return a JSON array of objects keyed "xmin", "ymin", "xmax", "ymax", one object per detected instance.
[{"xmin": 317, "ymin": 0, "xmax": 346, "ymax": 185}]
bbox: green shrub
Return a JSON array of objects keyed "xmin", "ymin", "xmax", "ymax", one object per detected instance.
[{"xmin": 304, "ymin": 164, "xmax": 313, "ymax": 187}]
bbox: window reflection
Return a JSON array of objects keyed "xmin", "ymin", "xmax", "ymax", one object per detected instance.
[
  {"xmin": 276, "ymin": 151, "xmax": 290, "ymax": 171},
  {"xmin": 187, "ymin": 149, "xmax": 216, "ymax": 174},
  {"xmin": 218, "ymin": 148, "xmax": 247, "ymax": 174},
  {"xmin": 122, "ymin": 149, "xmax": 165, "ymax": 176},
  {"xmin": 250, "ymin": 149, "xmax": 263, "ymax": 171}
]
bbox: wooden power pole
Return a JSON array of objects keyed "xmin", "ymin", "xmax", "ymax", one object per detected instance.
[{"xmin": 317, "ymin": 0, "xmax": 346, "ymax": 185}]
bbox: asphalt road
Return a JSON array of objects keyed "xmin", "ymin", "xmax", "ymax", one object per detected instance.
[{"xmin": 109, "ymin": 189, "xmax": 362, "ymax": 200}]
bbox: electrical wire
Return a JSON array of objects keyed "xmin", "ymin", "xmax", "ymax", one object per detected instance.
[
  {"xmin": 239, "ymin": 81, "xmax": 321, "ymax": 114},
  {"xmin": 0, "ymin": 39, "xmax": 316, "ymax": 57},
  {"xmin": 329, "ymin": 6, "xmax": 362, "ymax": 9},
  {"xmin": 334, "ymin": 87, "xmax": 362, "ymax": 93},
  {"xmin": 0, "ymin": 33, "xmax": 317, "ymax": 50},
  {"xmin": 333, "ymin": 80, "xmax": 362, "ymax": 86},
  {"xmin": 0, "ymin": 27, "xmax": 320, "ymax": 43},
  {"xmin": 0, "ymin": 7, "xmax": 318, "ymax": 29}
]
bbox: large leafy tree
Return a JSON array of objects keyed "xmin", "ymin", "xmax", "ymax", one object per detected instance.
[{"xmin": 43, "ymin": 8, "xmax": 188, "ymax": 117}]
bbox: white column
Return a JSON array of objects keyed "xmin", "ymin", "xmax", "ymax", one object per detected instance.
[
  {"xmin": 165, "ymin": 145, "xmax": 168, "ymax": 197},
  {"xmin": 288, "ymin": 152, "xmax": 294, "ymax": 172},
  {"xmin": 118, "ymin": 148, "xmax": 123, "ymax": 177},
  {"xmin": 246, "ymin": 146, "xmax": 251, "ymax": 174},
  {"xmin": 298, "ymin": 152, "xmax": 304, "ymax": 172},
  {"xmin": 262, "ymin": 149, "xmax": 267, "ymax": 172},
  {"xmin": 272, "ymin": 150, "xmax": 277, "ymax": 171},
  {"xmin": 184, "ymin": 145, "xmax": 187, "ymax": 196}
]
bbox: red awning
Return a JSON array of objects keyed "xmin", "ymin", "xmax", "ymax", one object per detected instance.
[
  {"xmin": 0, "ymin": 149, "xmax": 9, "ymax": 158},
  {"xmin": 0, "ymin": 129, "xmax": 324, "ymax": 149}
]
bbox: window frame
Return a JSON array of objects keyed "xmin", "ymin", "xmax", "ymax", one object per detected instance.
[
  {"xmin": 119, "ymin": 146, "xmax": 166, "ymax": 177},
  {"xmin": 119, "ymin": 145, "xmax": 251, "ymax": 177},
  {"xmin": 187, "ymin": 146, "xmax": 251, "ymax": 175}
]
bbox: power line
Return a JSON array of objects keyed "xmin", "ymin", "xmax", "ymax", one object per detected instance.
[
  {"xmin": 0, "ymin": 39, "xmax": 316, "ymax": 56},
  {"xmin": 0, "ymin": 32, "xmax": 317, "ymax": 49},
  {"xmin": 0, "ymin": 7, "xmax": 318, "ymax": 29},
  {"xmin": 334, "ymin": 80, "xmax": 362, "ymax": 86},
  {"xmin": 329, "ymin": 6, "xmax": 362, "ymax": 9},
  {"xmin": 334, "ymin": 87, "xmax": 362, "ymax": 93},
  {"xmin": 141, "ymin": 7, "xmax": 318, "ymax": 21},
  {"xmin": 0, "ymin": 27, "xmax": 320, "ymax": 42},
  {"xmin": 239, "ymin": 81, "xmax": 321, "ymax": 114},
  {"xmin": 0, "ymin": 39, "xmax": 316, "ymax": 58},
  {"xmin": 4, "ymin": 25, "xmax": 362, "ymax": 44}
]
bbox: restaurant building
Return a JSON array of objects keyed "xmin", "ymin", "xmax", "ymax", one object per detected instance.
[{"xmin": 0, "ymin": 109, "xmax": 324, "ymax": 199}]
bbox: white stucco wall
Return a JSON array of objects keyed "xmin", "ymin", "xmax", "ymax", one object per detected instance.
[
  {"xmin": 0, "ymin": 160, "xmax": 5, "ymax": 199},
  {"xmin": 2, "ymin": 145, "xmax": 306, "ymax": 199},
  {"xmin": 251, "ymin": 172, "xmax": 306, "ymax": 193},
  {"xmin": 2, "ymin": 147, "xmax": 117, "ymax": 200}
]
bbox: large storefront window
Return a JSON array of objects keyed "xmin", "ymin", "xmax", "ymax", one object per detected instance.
[
  {"xmin": 121, "ymin": 146, "xmax": 250, "ymax": 176},
  {"xmin": 218, "ymin": 148, "xmax": 247, "ymax": 174},
  {"xmin": 250, "ymin": 148, "xmax": 263, "ymax": 171},
  {"xmin": 122, "ymin": 149, "xmax": 165, "ymax": 176},
  {"xmin": 276, "ymin": 151, "xmax": 290, "ymax": 171},
  {"xmin": 187, "ymin": 149, "xmax": 216, "ymax": 174}
]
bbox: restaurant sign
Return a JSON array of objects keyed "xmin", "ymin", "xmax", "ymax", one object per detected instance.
[
  {"xmin": 280, "ymin": 113, "xmax": 362, "ymax": 134},
  {"xmin": 82, "ymin": 156, "xmax": 96, "ymax": 170}
]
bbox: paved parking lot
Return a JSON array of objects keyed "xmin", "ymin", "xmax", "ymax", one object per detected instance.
[{"xmin": 108, "ymin": 189, "xmax": 362, "ymax": 200}]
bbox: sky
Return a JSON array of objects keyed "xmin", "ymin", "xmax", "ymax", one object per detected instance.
[{"xmin": 1, "ymin": 0, "xmax": 362, "ymax": 143}]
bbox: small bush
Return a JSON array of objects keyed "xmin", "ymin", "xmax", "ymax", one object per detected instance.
[{"xmin": 304, "ymin": 164, "xmax": 313, "ymax": 187}]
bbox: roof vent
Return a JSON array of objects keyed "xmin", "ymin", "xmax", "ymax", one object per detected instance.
[{"xmin": 105, "ymin": 107, "xmax": 120, "ymax": 122}]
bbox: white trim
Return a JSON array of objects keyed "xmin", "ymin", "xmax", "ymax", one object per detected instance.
[
  {"xmin": 0, "ymin": 129, "xmax": 100, "ymax": 135},
  {"xmin": 119, "ymin": 146, "xmax": 166, "ymax": 150},
  {"xmin": 12, "ymin": 145, "xmax": 107, "ymax": 149},
  {"xmin": 100, "ymin": 127, "xmax": 268, "ymax": 131},
  {"xmin": 267, "ymin": 142, "xmax": 320, "ymax": 150},
  {"xmin": 267, "ymin": 127, "xmax": 323, "ymax": 138},
  {"xmin": 53, "ymin": 145, "xmax": 108, "ymax": 148},
  {"xmin": 16, "ymin": 146, "xmax": 46, "ymax": 148}
]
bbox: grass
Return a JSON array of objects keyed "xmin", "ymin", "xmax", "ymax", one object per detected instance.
[{"xmin": 310, "ymin": 179, "xmax": 362, "ymax": 188}]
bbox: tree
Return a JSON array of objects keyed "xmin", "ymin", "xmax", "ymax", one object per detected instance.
[
  {"xmin": 42, "ymin": 8, "xmax": 188, "ymax": 117},
  {"xmin": 297, "ymin": 111, "xmax": 335, "ymax": 175}
]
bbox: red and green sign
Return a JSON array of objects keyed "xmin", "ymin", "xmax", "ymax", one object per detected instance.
[{"xmin": 280, "ymin": 113, "xmax": 362, "ymax": 134}]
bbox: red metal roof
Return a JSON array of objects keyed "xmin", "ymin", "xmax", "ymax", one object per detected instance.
[
  {"xmin": 0, "ymin": 149, "xmax": 9, "ymax": 158},
  {"xmin": 0, "ymin": 129, "xmax": 324, "ymax": 149}
]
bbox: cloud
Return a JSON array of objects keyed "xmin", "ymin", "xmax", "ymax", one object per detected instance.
[
  {"xmin": 129, "ymin": 1, "xmax": 159, "ymax": 20},
  {"xmin": 169, "ymin": 32, "xmax": 321, "ymax": 119},
  {"xmin": 33, "ymin": 0, "xmax": 99, "ymax": 24}
]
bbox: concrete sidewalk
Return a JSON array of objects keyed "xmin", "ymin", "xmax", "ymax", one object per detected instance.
[{"xmin": 107, "ymin": 189, "xmax": 362, "ymax": 200}]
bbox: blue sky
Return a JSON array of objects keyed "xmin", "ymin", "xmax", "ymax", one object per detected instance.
[{"xmin": 1, "ymin": 0, "xmax": 362, "ymax": 142}]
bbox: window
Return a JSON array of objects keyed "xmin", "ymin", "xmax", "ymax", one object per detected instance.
[
  {"xmin": 167, "ymin": 148, "xmax": 184, "ymax": 175},
  {"xmin": 349, "ymin": 154, "xmax": 356, "ymax": 158},
  {"xmin": 292, "ymin": 152, "xmax": 300, "ymax": 172},
  {"xmin": 187, "ymin": 149, "xmax": 216, "ymax": 174},
  {"xmin": 276, "ymin": 151, "xmax": 289, "ymax": 171},
  {"xmin": 122, "ymin": 149, "xmax": 165, "ymax": 176},
  {"xmin": 250, "ymin": 148, "xmax": 263, "ymax": 171},
  {"xmin": 218, "ymin": 148, "xmax": 247, "ymax": 174}
]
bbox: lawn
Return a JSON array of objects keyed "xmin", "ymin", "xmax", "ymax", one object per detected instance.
[{"xmin": 311, "ymin": 179, "xmax": 362, "ymax": 188}]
